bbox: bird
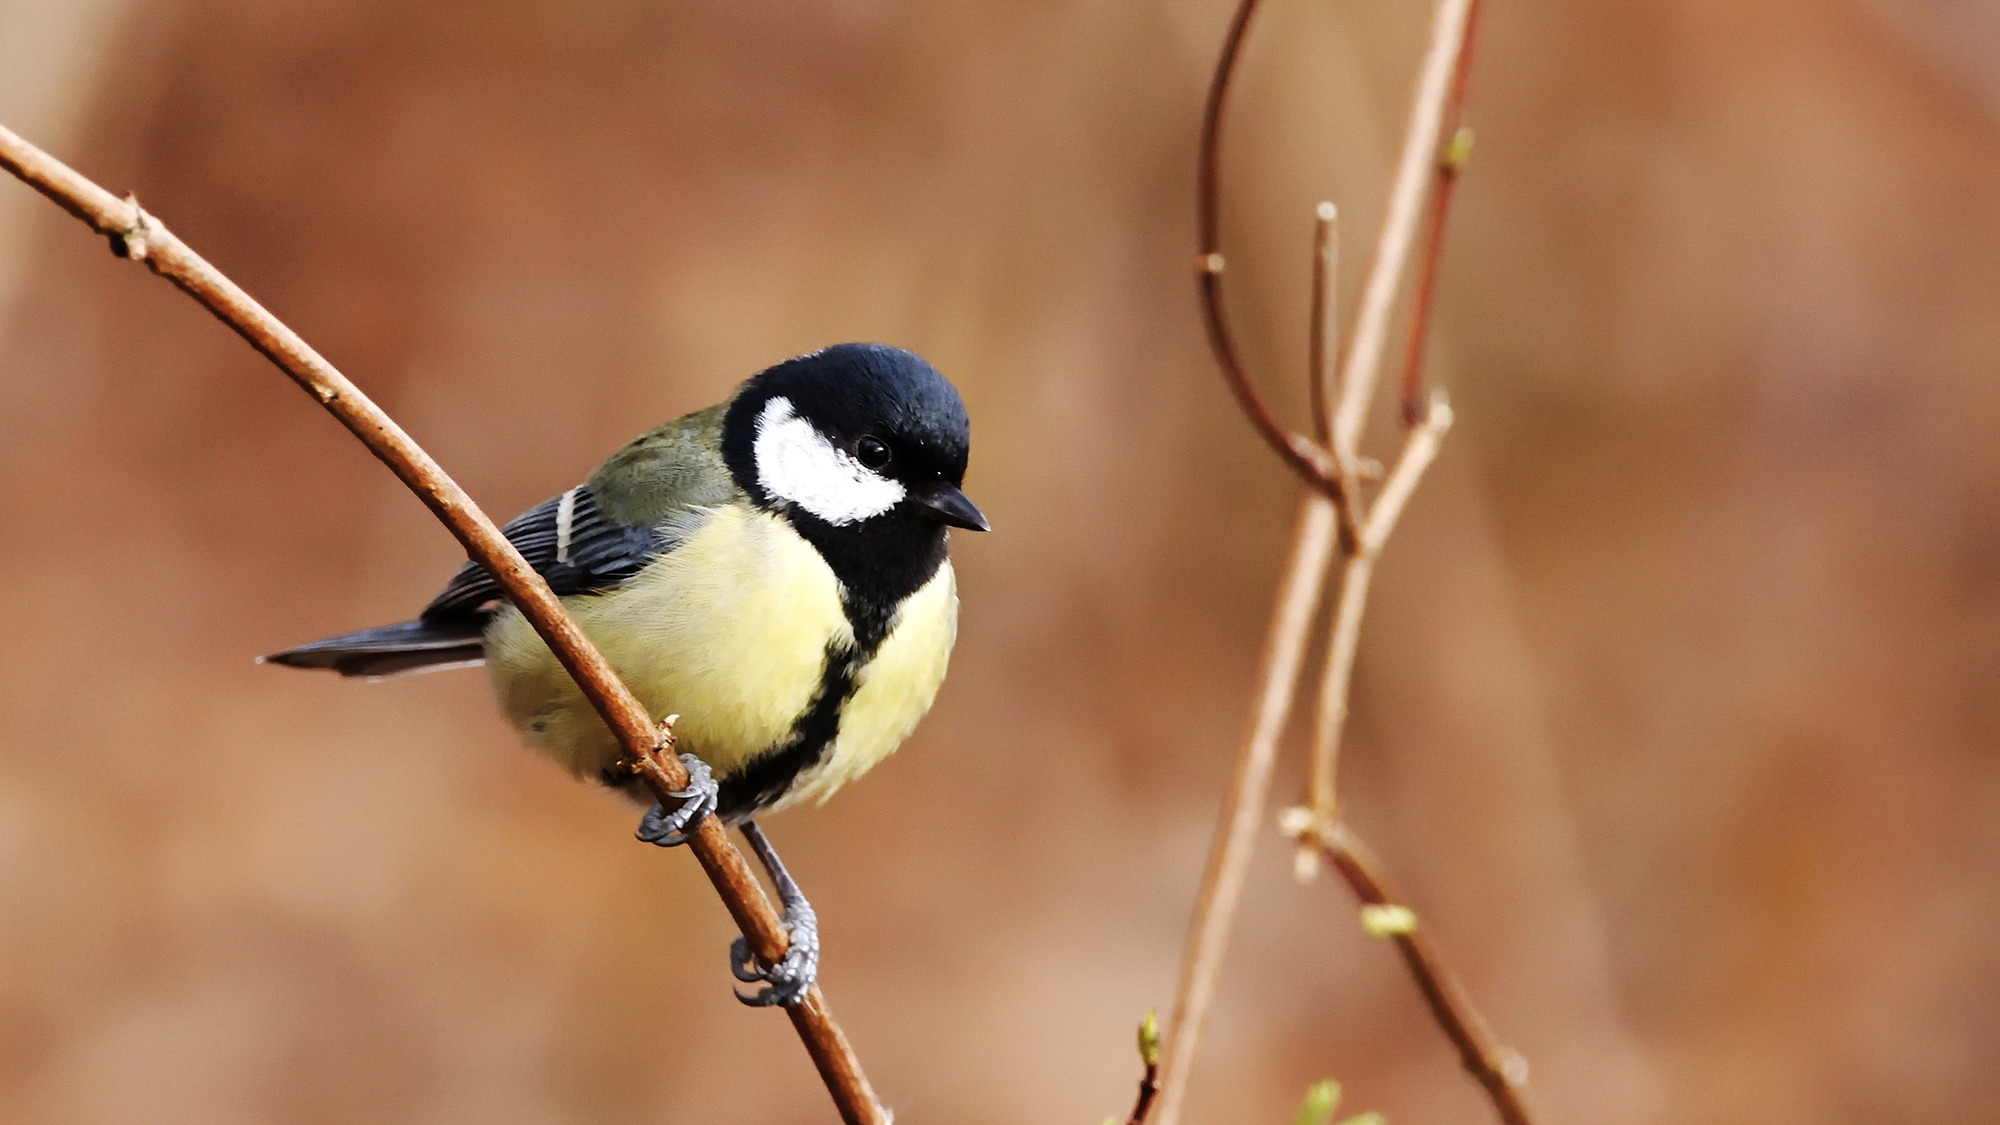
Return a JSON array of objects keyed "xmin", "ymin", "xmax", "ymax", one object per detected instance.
[{"xmin": 264, "ymin": 343, "xmax": 986, "ymax": 1005}]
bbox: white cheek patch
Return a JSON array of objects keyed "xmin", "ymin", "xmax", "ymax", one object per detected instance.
[{"xmin": 753, "ymin": 396, "xmax": 905, "ymax": 525}]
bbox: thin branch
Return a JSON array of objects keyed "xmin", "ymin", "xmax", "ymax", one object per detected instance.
[
  {"xmin": 0, "ymin": 123, "xmax": 886, "ymax": 1125},
  {"xmin": 1360, "ymin": 401, "xmax": 1452, "ymax": 556},
  {"xmin": 1123, "ymin": 1012, "xmax": 1164, "ymax": 1125},
  {"xmin": 1308, "ymin": 202, "xmax": 1338, "ymax": 443},
  {"xmin": 1295, "ymin": 400, "xmax": 1453, "ymax": 858},
  {"xmin": 1398, "ymin": 0, "xmax": 1484, "ymax": 425},
  {"xmin": 1310, "ymin": 204, "xmax": 1366, "ymax": 535},
  {"xmin": 1320, "ymin": 823, "xmax": 1534, "ymax": 1125},
  {"xmin": 1329, "ymin": 0, "xmax": 1475, "ymax": 465},
  {"xmin": 1154, "ymin": 493, "xmax": 1342, "ymax": 1125},
  {"xmin": 1126, "ymin": 1065, "xmax": 1160, "ymax": 1125},
  {"xmin": 1196, "ymin": 0, "xmax": 1357, "ymax": 546}
]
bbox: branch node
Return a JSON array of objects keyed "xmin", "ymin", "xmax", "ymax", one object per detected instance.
[
  {"xmin": 1278, "ymin": 804, "xmax": 1335, "ymax": 884},
  {"xmin": 630, "ymin": 713, "xmax": 694, "ymax": 795},
  {"xmin": 109, "ymin": 193, "xmax": 153, "ymax": 261},
  {"xmin": 1201, "ymin": 252, "xmax": 1225, "ymax": 275},
  {"xmin": 1288, "ymin": 435, "xmax": 1337, "ymax": 479},
  {"xmin": 1425, "ymin": 392, "xmax": 1455, "ymax": 432}
]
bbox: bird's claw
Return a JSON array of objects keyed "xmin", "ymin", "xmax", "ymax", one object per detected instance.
[
  {"xmin": 730, "ymin": 898, "xmax": 819, "ymax": 1007},
  {"xmin": 635, "ymin": 753, "xmax": 717, "ymax": 847}
]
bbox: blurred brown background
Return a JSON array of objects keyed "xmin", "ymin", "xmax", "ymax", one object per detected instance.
[{"xmin": 2, "ymin": 1, "xmax": 1997, "ymax": 1122}]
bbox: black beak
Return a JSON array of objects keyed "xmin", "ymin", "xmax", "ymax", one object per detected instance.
[{"xmin": 915, "ymin": 482, "xmax": 990, "ymax": 531}]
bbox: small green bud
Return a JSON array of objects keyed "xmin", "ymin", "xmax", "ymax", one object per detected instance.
[
  {"xmin": 1137, "ymin": 1010, "xmax": 1161, "ymax": 1067},
  {"xmin": 1294, "ymin": 1079, "xmax": 1342, "ymax": 1125},
  {"xmin": 1359, "ymin": 904, "xmax": 1418, "ymax": 936},
  {"xmin": 1443, "ymin": 126, "xmax": 1475, "ymax": 170}
]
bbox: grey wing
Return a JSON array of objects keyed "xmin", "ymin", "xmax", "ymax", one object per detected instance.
[
  {"xmin": 266, "ymin": 407, "xmax": 735, "ymax": 679},
  {"xmin": 421, "ymin": 486, "xmax": 665, "ymax": 619}
]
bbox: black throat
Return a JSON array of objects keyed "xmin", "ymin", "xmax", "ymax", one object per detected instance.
[{"xmin": 787, "ymin": 511, "xmax": 950, "ymax": 644}]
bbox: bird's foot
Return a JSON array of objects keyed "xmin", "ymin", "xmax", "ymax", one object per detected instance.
[
  {"xmin": 635, "ymin": 753, "xmax": 717, "ymax": 847},
  {"xmin": 729, "ymin": 820, "xmax": 819, "ymax": 1007},
  {"xmin": 731, "ymin": 895, "xmax": 818, "ymax": 1007}
]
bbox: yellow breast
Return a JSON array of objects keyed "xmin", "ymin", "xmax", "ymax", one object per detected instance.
[
  {"xmin": 482, "ymin": 502, "xmax": 958, "ymax": 810},
  {"xmin": 778, "ymin": 560, "xmax": 957, "ymax": 810}
]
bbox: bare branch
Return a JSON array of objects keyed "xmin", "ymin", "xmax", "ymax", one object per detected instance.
[
  {"xmin": 1362, "ymin": 399, "xmax": 1452, "ymax": 556},
  {"xmin": 1292, "ymin": 400, "xmax": 1453, "ymax": 879},
  {"xmin": 1309, "ymin": 202, "xmax": 1339, "ymax": 443},
  {"xmin": 0, "ymin": 122, "xmax": 887, "ymax": 1125}
]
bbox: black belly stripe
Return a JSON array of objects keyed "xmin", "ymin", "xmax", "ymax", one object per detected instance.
[
  {"xmin": 713, "ymin": 641, "xmax": 860, "ymax": 820},
  {"xmin": 710, "ymin": 589, "xmax": 901, "ymax": 821}
]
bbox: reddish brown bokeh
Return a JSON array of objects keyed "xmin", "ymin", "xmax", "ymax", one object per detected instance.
[{"xmin": 1, "ymin": 2, "xmax": 1996, "ymax": 1123}]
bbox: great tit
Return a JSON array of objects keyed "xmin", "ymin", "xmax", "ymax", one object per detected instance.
[{"xmin": 265, "ymin": 343, "xmax": 986, "ymax": 1004}]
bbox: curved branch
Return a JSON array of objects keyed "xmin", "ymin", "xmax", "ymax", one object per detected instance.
[
  {"xmin": 1196, "ymin": 0, "xmax": 1356, "ymax": 547},
  {"xmin": 0, "ymin": 123, "xmax": 886, "ymax": 1125}
]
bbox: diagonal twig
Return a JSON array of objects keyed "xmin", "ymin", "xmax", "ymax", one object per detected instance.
[
  {"xmin": 0, "ymin": 122, "xmax": 886, "ymax": 1125},
  {"xmin": 1319, "ymin": 824, "xmax": 1533, "ymax": 1125}
]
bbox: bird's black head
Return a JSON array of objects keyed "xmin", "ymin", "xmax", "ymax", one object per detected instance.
[{"xmin": 722, "ymin": 343, "xmax": 986, "ymax": 614}]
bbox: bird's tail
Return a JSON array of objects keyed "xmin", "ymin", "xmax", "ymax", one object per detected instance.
[{"xmin": 261, "ymin": 618, "xmax": 487, "ymax": 679}]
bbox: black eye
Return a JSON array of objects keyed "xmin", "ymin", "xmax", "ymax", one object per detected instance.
[{"xmin": 855, "ymin": 435, "xmax": 891, "ymax": 470}]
